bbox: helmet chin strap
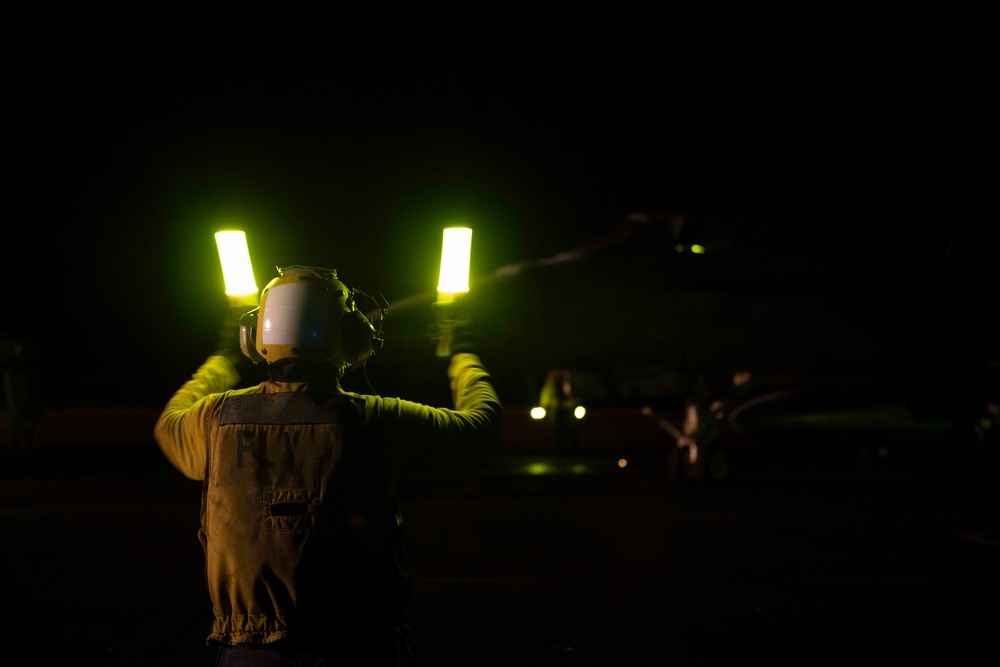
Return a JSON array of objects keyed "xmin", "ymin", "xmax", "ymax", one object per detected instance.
[
  {"xmin": 351, "ymin": 287, "xmax": 389, "ymax": 356},
  {"xmin": 267, "ymin": 358, "xmax": 344, "ymax": 383},
  {"xmin": 272, "ymin": 356, "xmax": 376, "ymax": 396}
]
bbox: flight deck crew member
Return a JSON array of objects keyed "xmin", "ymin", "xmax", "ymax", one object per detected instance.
[{"xmin": 154, "ymin": 265, "xmax": 501, "ymax": 666}]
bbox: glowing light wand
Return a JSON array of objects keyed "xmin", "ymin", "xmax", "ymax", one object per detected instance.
[
  {"xmin": 214, "ymin": 230, "xmax": 259, "ymax": 307},
  {"xmin": 435, "ymin": 226, "xmax": 472, "ymax": 358}
]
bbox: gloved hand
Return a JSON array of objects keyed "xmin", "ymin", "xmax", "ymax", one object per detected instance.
[
  {"xmin": 214, "ymin": 297, "xmax": 255, "ymax": 368},
  {"xmin": 430, "ymin": 296, "xmax": 479, "ymax": 358},
  {"xmin": 446, "ymin": 315, "xmax": 479, "ymax": 356}
]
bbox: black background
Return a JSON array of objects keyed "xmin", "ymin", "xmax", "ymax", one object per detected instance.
[
  {"xmin": 7, "ymin": 8, "xmax": 997, "ymax": 407},
  {"xmin": 3, "ymin": 11, "xmax": 998, "ymax": 665}
]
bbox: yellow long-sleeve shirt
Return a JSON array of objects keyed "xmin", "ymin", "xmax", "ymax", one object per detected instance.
[{"xmin": 154, "ymin": 353, "xmax": 501, "ymax": 649}]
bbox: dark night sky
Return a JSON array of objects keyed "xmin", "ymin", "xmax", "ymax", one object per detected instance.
[{"xmin": 7, "ymin": 9, "xmax": 997, "ymax": 408}]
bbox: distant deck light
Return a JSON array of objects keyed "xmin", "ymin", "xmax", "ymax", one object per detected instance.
[
  {"xmin": 574, "ymin": 406, "xmax": 586, "ymax": 419},
  {"xmin": 525, "ymin": 461, "xmax": 553, "ymax": 475},
  {"xmin": 530, "ymin": 407, "xmax": 547, "ymax": 420},
  {"xmin": 215, "ymin": 231, "xmax": 258, "ymax": 302},
  {"xmin": 437, "ymin": 227, "xmax": 472, "ymax": 302}
]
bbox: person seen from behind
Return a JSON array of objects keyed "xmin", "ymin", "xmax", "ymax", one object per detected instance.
[{"xmin": 154, "ymin": 265, "xmax": 502, "ymax": 665}]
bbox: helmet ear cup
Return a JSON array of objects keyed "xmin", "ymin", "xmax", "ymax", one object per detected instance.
[
  {"xmin": 340, "ymin": 310, "xmax": 375, "ymax": 364},
  {"xmin": 239, "ymin": 309, "xmax": 264, "ymax": 363}
]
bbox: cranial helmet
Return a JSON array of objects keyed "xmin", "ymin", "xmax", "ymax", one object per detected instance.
[{"xmin": 238, "ymin": 266, "xmax": 377, "ymax": 365}]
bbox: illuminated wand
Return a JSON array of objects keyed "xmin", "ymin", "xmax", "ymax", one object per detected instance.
[
  {"xmin": 435, "ymin": 227, "xmax": 472, "ymax": 358},
  {"xmin": 214, "ymin": 230, "xmax": 259, "ymax": 308}
]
